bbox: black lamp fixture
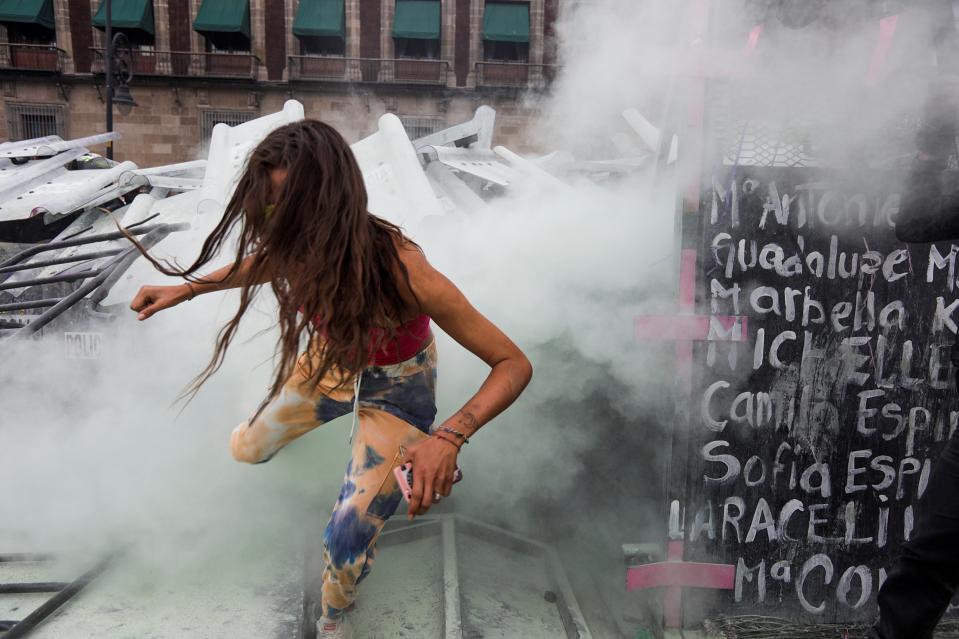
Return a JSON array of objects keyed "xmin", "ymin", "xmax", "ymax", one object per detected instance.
[
  {"xmin": 112, "ymin": 78, "xmax": 137, "ymax": 116},
  {"xmin": 104, "ymin": 0, "xmax": 137, "ymax": 159}
]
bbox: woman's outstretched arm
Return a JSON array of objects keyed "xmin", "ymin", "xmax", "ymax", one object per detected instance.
[
  {"xmin": 399, "ymin": 246, "xmax": 533, "ymax": 517},
  {"xmin": 130, "ymin": 254, "xmax": 269, "ymax": 320}
]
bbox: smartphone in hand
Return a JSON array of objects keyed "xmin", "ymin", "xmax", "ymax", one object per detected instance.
[{"xmin": 393, "ymin": 462, "xmax": 463, "ymax": 503}]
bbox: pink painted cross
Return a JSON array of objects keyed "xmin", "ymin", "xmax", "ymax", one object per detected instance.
[
  {"xmin": 744, "ymin": 24, "xmax": 764, "ymax": 55},
  {"xmin": 627, "ymin": 540, "xmax": 736, "ymax": 628},
  {"xmin": 634, "ymin": 249, "xmax": 747, "ymax": 396},
  {"xmin": 865, "ymin": 15, "xmax": 899, "ymax": 87},
  {"xmin": 632, "ymin": 249, "xmax": 741, "ymax": 628}
]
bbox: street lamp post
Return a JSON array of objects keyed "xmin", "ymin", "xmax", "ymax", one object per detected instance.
[
  {"xmin": 103, "ymin": 0, "xmax": 136, "ymax": 160},
  {"xmin": 105, "ymin": 0, "xmax": 113, "ymax": 159}
]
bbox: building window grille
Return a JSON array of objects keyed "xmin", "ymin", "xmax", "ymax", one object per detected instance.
[
  {"xmin": 399, "ymin": 115, "xmax": 445, "ymax": 140},
  {"xmin": 5, "ymin": 103, "xmax": 64, "ymax": 141},
  {"xmin": 199, "ymin": 109, "xmax": 256, "ymax": 142}
]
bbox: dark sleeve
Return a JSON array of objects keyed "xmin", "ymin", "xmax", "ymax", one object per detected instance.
[{"xmin": 896, "ymin": 159, "xmax": 959, "ymax": 243}]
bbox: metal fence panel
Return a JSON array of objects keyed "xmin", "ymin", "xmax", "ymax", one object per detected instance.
[
  {"xmin": 199, "ymin": 109, "xmax": 258, "ymax": 143},
  {"xmin": 399, "ymin": 115, "xmax": 446, "ymax": 140}
]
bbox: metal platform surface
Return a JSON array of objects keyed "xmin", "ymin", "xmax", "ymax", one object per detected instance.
[{"xmin": 336, "ymin": 515, "xmax": 593, "ymax": 639}]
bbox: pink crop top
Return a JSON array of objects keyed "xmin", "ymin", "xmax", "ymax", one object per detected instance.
[
  {"xmin": 368, "ymin": 314, "xmax": 432, "ymax": 366},
  {"xmin": 308, "ymin": 312, "xmax": 431, "ymax": 366}
]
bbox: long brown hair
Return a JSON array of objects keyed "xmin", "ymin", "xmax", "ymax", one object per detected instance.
[{"xmin": 132, "ymin": 119, "xmax": 418, "ymax": 399}]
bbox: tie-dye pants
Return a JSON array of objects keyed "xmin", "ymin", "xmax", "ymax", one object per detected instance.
[{"xmin": 230, "ymin": 340, "xmax": 438, "ymax": 619}]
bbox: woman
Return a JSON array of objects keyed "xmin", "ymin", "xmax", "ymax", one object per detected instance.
[{"xmin": 128, "ymin": 120, "xmax": 532, "ymax": 638}]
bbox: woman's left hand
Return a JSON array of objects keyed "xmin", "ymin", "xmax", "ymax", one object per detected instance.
[{"xmin": 402, "ymin": 436, "xmax": 459, "ymax": 519}]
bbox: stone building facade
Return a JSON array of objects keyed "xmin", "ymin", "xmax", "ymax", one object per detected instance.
[{"xmin": 0, "ymin": 0, "xmax": 560, "ymax": 165}]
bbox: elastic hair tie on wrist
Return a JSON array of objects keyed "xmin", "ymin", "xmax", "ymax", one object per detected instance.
[
  {"xmin": 440, "ymin": 426, "xmax": 469, "ymax": 444},
  {"xmin": 432, "ymin": 431, "xmax": 462, "ymax": 450},
  {"xmin": 186, "ymin": 282, "xmax": 196, "ymax": 300}
]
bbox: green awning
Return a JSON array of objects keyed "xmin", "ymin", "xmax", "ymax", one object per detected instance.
[
  {"xmin": 193, "ymin": 0, "xmax": 250, "ymax": 38},
  {"xmin": 293, "ymin": 0, "xmax": 344, "ymax": 38},
  {"xmin": 0, "ymin": 0, "xmax": 55, "ymax": 30},
  {"xmin": 482, "ymin": 2, "xmax": 529, "ymax": 43},
  {"xmin": 92, "ymin": 0, "xmax": 155, "ymax": 35},
  {"xmin": 392, "ymin": 0, "xmax": 440, "ymax": 40}
]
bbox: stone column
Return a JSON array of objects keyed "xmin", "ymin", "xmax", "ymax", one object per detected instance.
[
  {"xmin": 189, "ymin": 0, "xmax": 203, "ymax": 57},
  {"xmin": 154, "ymin": 0, "xmax": 172, "ymax": 53},
  {"xmin": 441, "ymin": 0, "xmax": 454, "ymax": 88},
  {"xmin": 188, "ymin": 0, "xmax": 208, "ymax": 81},
  {"xmin": 287, "ymin": 0, "xmax": 298, "ymax": 79},
  {"xmin": 153, "ymin": 0, "xmax": 170, "ymax": 74},
  {"xmin": 381, "ymin": 0, "xmax": 394, "ymax": 81},
  {"xmin": 381, "ymin": 0, "xmax": 392, "ymax": 58},
  {"xmin": 543, "ymin": 0, "xmax": 558, "ymax": 65},
  {"xmin": 345, "ymin": 0, "xmax": 360, "ymax": 81},
  {"xmin": 250, "ymin": 0, "xmax": 266, "ymax": 80},
  {"xmin": 468, "ymin": 0, "xmax": 482, "ymax": 89},
  {"xmin": 89, "ymin": 0, "xmax": 101, "ymax": 51},
  {"xmin": 529, "ymin": 0, "xmax": 543, "ymax": 63},
  {"xmin": 53, "ymin": 0, "xmax": 74, "ymax": 73},
  {"xmin": 346, "ymin": 0, "xmax": 360, "ymax": 59},
  {"xmin": 528, "ymin": 0, "xmax": 544, "ymax": 87}
]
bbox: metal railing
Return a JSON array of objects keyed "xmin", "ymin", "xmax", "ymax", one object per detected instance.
[
  {"xmin": 288, "ymin": 56, "xmax": 450, "ymax": 84},
  {"xmin": 0, "ymin": 219, "xmax": 188, "ymax": 338},
  {"xmin": 475, "ymin": 62, "xmax": 557, "ymax": 89},
  {"xmin": 0, "ymin": 43, "xmax": 65, "ymax": 72},
  {"xmin": 288, "ymin": 54, "xmax": 349, "ymax": 81},
  {"xmin": 91, "ymin": 48, "xmax": 261, "ymax": 79},
  {"xmin": 0, "ymin": 553, "xmax": 115, "ymax": 639},
  {"xmin": 391, "ymin": 58, "xmax": 449, "ymax": 84}
]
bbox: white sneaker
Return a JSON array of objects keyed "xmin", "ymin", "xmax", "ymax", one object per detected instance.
[{"xmin": 316, "ymin": 616, "xmax": 353, "ymax": 639}]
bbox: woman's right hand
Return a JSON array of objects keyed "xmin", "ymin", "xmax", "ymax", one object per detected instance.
[{"xmin": 130, "ymin": 284, "xmax": 191, "ymax": 320}]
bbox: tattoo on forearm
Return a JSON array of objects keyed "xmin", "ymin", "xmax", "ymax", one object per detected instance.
[{"xmin": 459, "ymin": 410, "xmax": 478, "ymax": 432}]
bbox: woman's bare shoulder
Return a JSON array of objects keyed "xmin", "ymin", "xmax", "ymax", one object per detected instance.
[{"xmin": 395, "ymin": 237, "xmax": 430, "ymax": 272}]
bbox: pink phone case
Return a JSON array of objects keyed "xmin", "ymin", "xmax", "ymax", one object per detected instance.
[{"xmin": 393, "ymin": 463, "xmax": 463, "ymax": 503}]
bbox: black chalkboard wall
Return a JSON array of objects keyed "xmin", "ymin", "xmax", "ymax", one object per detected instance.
[{"xmin": 684, "ymin": 166, "xmax": 959, "ymax": 623}]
